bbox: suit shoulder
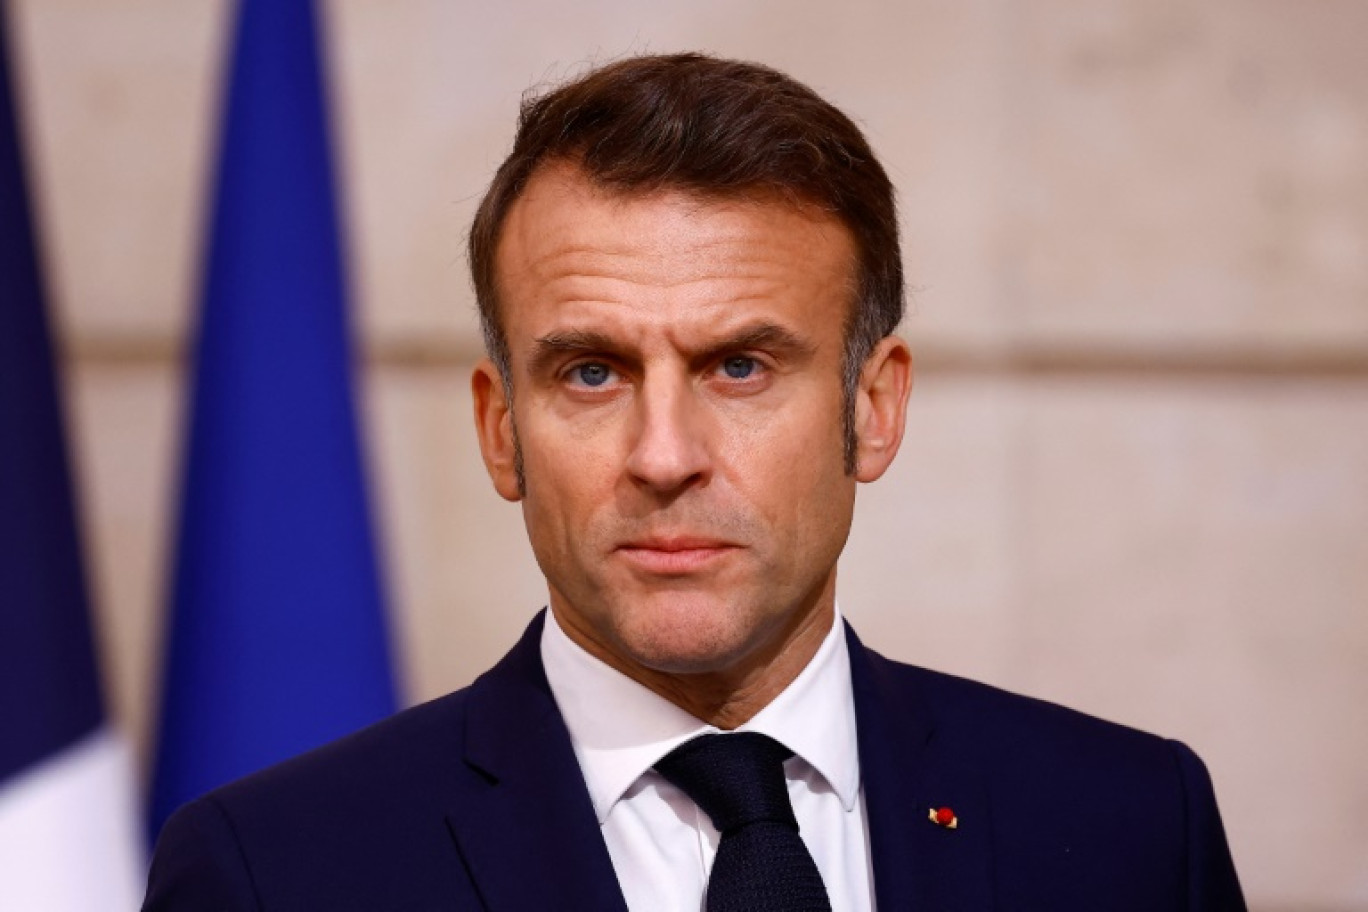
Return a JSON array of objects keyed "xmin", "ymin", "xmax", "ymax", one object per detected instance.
[
  {"xmin": 146, "ymin": 688, "xmax": 491, "ymax": 909},
  {"xmin": 865, "ymin": 650, "xmax": 1185, "ymax": 778},
  {"xmin": 199, "ymin": 686, "xmax": 475, "ymax": 825}
]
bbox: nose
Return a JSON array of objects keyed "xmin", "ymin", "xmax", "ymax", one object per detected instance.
[{"xmin": 623, "ymin": 372, "xmax": 711, "ymax": 495}]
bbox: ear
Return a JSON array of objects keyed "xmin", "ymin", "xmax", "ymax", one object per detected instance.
[
  {"xmin": 853, "ymin": 335, "xmax": 913, "ymax": 483},
  {"xmin": 471, "ymin": 358, "xmax": 522, "ymax": 502}
]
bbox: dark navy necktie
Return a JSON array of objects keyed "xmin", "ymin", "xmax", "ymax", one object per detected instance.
[{"xmin": 655, "ymin": 732, "xmax": 833, "ymax": 912}]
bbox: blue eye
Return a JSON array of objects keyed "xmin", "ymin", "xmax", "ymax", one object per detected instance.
[
  {"xmin": 722, "ymin": 357, "xmax": 757, "ymax": 379},
  {"xmin": 573, "ymin": 363, "xmax": 612, "ymax": 387}
]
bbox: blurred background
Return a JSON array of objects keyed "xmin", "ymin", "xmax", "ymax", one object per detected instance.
[{"xmin": 4, "ymin": 0, "xmax": 1365, "ymax": 908}]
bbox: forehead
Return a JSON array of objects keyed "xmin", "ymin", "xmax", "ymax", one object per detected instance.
[{"xmin": 493, "ymin": 163, "xmax": 856, "ymax": 343}]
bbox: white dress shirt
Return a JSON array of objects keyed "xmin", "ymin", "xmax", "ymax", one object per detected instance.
[{"xmin": 541, "ymin": 607, "xmax": 875, "ymax": 912}]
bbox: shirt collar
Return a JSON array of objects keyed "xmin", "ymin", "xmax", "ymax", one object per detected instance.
[{"xmin": 541, "ymin": 605, "xmax": 861, "ymax": 823}]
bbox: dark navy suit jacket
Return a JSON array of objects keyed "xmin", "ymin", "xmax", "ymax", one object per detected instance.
[{"xmin": 143, "ymin": 613, "xmax": 1246, "ymax": 910}]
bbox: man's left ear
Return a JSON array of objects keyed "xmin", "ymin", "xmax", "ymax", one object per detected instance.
[{"xmin": 853, "ymin": 335, "xmax": 913, "ymax": 483}]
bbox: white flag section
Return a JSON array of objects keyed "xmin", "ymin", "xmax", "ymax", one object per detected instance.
[
  {"xmin": 0, "ymin": 727, "xmax": 144, "ymax": 911},
  {"xmin": 0, "ymin": 3, "xmax": 146, "ymax": 904}
]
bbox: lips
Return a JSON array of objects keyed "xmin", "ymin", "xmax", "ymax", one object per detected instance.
[{"xmin": 615, "ymin": 537, "xmax": 738, "ymax": 574}]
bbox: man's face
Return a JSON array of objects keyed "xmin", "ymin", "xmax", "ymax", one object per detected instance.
[{"xmin": 474, "ymin": 163, "xmax": 897, "ymax": 689}]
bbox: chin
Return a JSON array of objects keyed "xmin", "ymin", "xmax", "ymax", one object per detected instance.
[
  {"xmin": 614, "ymin": 600, "xmax": 763, "ymax": 676},
  {"xmin": 631, "ymin": 644, "xmax": 745, "ymax": 676}
]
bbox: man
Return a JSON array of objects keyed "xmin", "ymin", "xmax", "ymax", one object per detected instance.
[{"xmin": 144, "ymin": 53, "xmax": 1245, "ymax": 911}]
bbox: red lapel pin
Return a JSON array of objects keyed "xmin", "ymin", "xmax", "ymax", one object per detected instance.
[{"xmin": 928, "ymin": 806, "xmax": 958, "ymax": 829}]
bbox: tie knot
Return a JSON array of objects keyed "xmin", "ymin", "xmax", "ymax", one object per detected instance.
[{"xmin": 655, "ymin": 732, "xmax": 797, "ymax": 835}]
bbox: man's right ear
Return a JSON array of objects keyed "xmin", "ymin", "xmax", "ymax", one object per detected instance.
[{"xmin": 471, "ymin": 358, "xmax": 522, "ymax": 502}]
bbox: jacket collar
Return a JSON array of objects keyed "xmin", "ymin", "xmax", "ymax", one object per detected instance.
[{"xmin": 847, "ymin": 622, "xmax": 996, "ymax": 910}]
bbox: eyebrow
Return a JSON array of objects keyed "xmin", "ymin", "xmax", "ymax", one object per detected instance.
[
  {"xmin": 526, "ymin": 329, "xmax": 619, "ymax": 379},
  {"xmin": 710, "ymin": 323, "xmax": 816, "ymax": 362},
  {"xmin": 526, "ymin": 322, "xmax": 817, "ymax": 378}
]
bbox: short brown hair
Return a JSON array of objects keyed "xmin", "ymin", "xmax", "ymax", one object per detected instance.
[{"xmin": 468, "ymin": 52, "xmax": 903, "ymax": 470}]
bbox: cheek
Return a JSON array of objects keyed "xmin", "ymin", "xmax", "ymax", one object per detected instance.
[
  {"xmin": 722, "ymin": 383, "xmax": 847, "ymax": 468},
  {"xmin": 523, "ymin": 398, "xmax": 625, "ymax": 477},
  {"xmin": 518, "ymin": 421, "xmax": 620, "ymax": 550},
  {"xmin": 722, "ymin": 398, "xmax": 852, "ymax": 539}
]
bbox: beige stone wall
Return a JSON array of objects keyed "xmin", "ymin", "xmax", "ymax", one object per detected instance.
[{"xmin": 10, "ymin": 1, "xmax": 1367, "ymax": 908}]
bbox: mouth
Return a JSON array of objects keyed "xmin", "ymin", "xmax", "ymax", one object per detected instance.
[{"xmin": 615, "ymin": 537, "xmax": 739, "ymax": 575}]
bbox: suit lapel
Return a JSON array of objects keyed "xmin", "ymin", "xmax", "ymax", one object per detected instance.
[
  {"xmin": 445, "ymin": 613, "xmax": 629, "ymax": 912},
  {"xmin": 847, "ymin": 624, "xmax": 996, "ymax": 911}
]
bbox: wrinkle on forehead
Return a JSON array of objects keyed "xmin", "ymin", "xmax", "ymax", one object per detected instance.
[{"xmin": 496, "ymin": 161, "xmax": 855, "ymax": 301}]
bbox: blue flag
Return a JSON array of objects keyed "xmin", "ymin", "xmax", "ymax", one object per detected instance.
[
  {"xmin": 148, "ymin": 0, "xmax": 397, "ymax": 840},
  {"xmin": 0, "ymin": 1, "xmax": 141, "ymax": 904}
]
